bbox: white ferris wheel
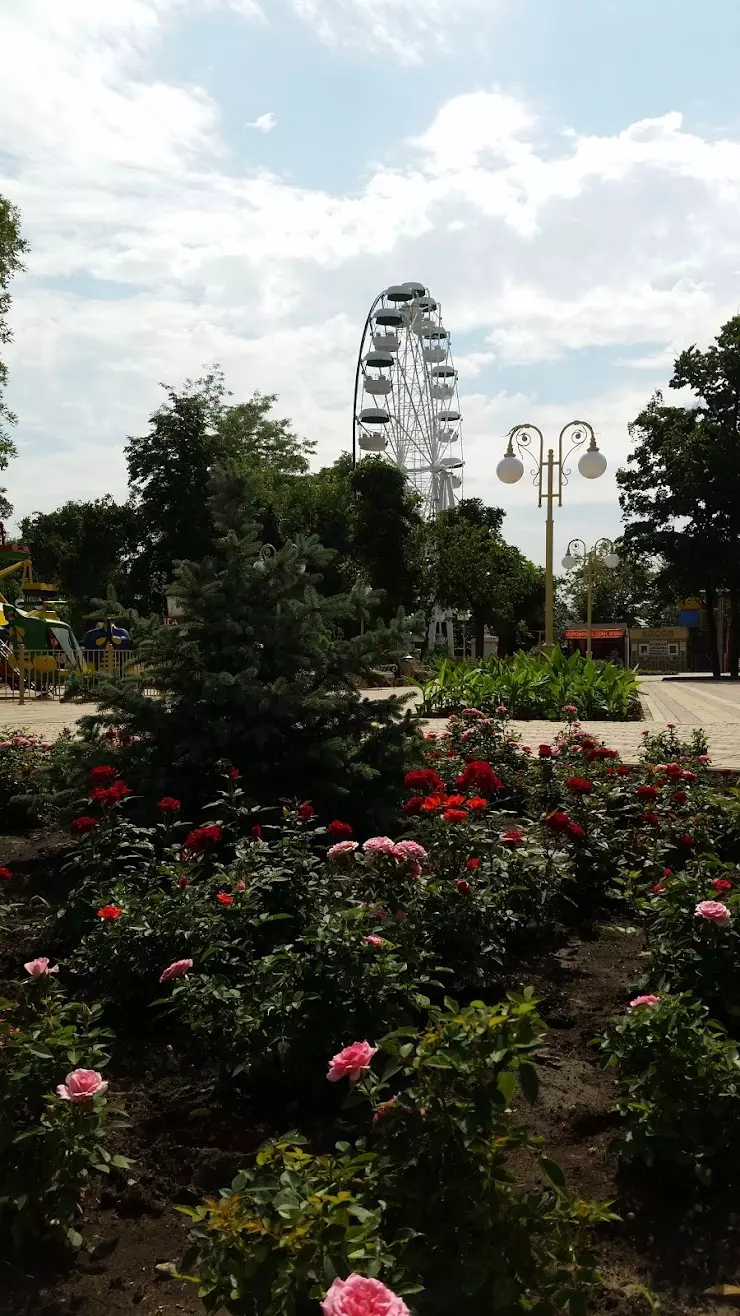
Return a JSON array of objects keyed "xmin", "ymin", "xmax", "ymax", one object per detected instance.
[{"xmin": 352, "ymin": 282, "xmax": 464, "ymax": 517}]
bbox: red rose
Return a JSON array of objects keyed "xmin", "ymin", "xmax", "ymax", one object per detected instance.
[
  {"xmin": 663, "ymin": 868, "xmax": 673, "ymax": 877},
  {"xmin": 178, "ymin": 876, "xmax": 189, "ymax": 888},
  {"xmin": 216, "ymin": 892, "xmax": 234, "ymax": 906},
  {"xmin": 89, "ymin": 764, "xmax": 117, "ymax": 783},
  {"xmin": 466, "ymin": 857, "xmax": 480, "ymax": 870},
  {"xmin": 672, "ymin": 790, "xmax": 688, "ymax": 805},
  {"xmin": 455, "ymin": 760, "xmax": 502, "ymax": 795},
  {"xmin": 97, "ymin": 904, "xmax": 123, "ymax": 921},
  {"xmin": 501, "ymin": 829, "xmax": 524, "ymax": 846},
  {"xmin": 0, "ymin": 866, "xmax": 11, "ymax": 881},
  {"xmin": 422, "ymin": 794, "xmax": 445, "ymax": 813},
  {"xmin": 298, "ymin": 802, "xmax": 315, "ymax": 821},
  {"xmin": 618, "ymin": 765, "xmax": 632, "ymax": 776},
  {"xmin": 227, "ymin": 766, "xmax": 241, "ymax": 780},
  {"xmin": 328, "ymin": 820, "xmax": 353, "ymax": 840},
  {"xmin": 682, "ymin": 770, "xmax": 697, "ymax": 782},
  {"xmin": 664, "ymin": 764, "xmax": 683, "ymax": 779},
  {"xmin": 70, "ymin": 816, "xmax": 99, "ymax": 835},
  {"xmin": 443, "ymin": 809, "xmax": 469, "ymax": 823},
  {"xmin": 466, "ymin": 796, "xmax": 488, "ymax": 811},
  {"xmin": 157, "ymin": 796, "xmax": 181, "ymax": 814},
  {"xmin": 679, "ymin": 834, "xmax": 695, "ymax": 848},
  {"xmin": 403, "ymin": 796, "xmax": 423, "ymax": 815},
  {"xmin": 251, "ymin": 824, "xmax": 262, "ymax": 839},
  {"xmin": 404, "ymin": 768, "xmax": 444, "ymax": 795},
  {"xmin": 184, "ymin": 824, "xmax": 223, "ymax": 853},
  {"xmin": 636, "ymin": 784, "xmax": 659, "ymax": 801},
  {"xmin": 538, "ymin": 744, "xmax": 553, "ymax": 759},
  {"xmin": 566, "ymin": 821, "xmax": 586, "ymax": 842},
  {"xmin": 640, "ymin": 812, "xmax": 661, "ymax": 827},
  {"xmin": 443, "ymin": 794, "xmax": 467, "ymax": 808},
  {"xmin": 455, "ymin": 879, "xmax": 471, "ymax": 895},
  {"xmin": 651, "ymin": 883, "xmax": 666, "ymax": 895},
  {"xmin": 545, "ymin": 810, "xmax": 571, "ymax": 833},
  {"xmin": 91, "ymin": 780, "xmax": 131, "ymax": 807},
  {"xmin": 565, "ymin": 777, "xmax": 593, "ymax": 794},
  {"xmin": 711, "ymin": 878, "xmax": 733, "ymax": 893}
]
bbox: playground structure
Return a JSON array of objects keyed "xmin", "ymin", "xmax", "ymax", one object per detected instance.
[{"xmin": 0, "ymin": 526, "xmax": 134, "ymax": 701}]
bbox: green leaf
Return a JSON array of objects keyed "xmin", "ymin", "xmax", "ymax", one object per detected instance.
[
  {"xmin": 540, "ymin": 1157, "xmax": 566, "ymax": 1189},
  {"xmin": 519, "ymin": 1062, "xmax": 539, "ymax": 1102},
  {"xmin": 497, "ymin": 1071, "xmax": 517, "ymax": 1103}
]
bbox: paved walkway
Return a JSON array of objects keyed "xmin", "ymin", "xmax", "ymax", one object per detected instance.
[{"xmin": 5, "ymin": 679, "xmax": 740, "ymax": 767}]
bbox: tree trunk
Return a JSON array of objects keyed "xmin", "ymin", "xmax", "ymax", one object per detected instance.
[
  {"xmin": 474, "ymin": 614, "xmax": 486, "ymax": 660},
  {"xmin": 706, "ymin": 585, "xmax": 721, "ymax": 679},
  {"xmin": 730, "ymin": 588, "xmax": 739, "ymax": 679}
]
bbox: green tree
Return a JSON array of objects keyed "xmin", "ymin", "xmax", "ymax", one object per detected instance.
[
  {"xmin": 618, "ymin": 316, "xmax": 740, "ymax": 677},
  {"xmin": 432, "ymin": 499, "xmax": 543, "ymax": 656},
  {"xmin": 125, "ymin": 372, "xmax": 312, "ymax": 612},
  {"xmin": 84, "ymin": 463, "xmax": 421, "ymax": 830},
  {"xmin": 275, "ymin": 454, "xmax": 357, "ymax": 597},
  {"xmin": 0, "ymin": 196, "xmax": 29, "ymax": 518},
  {"xmin": 19, "ymin": 497, "xmax": 138, "ymax": 627},
  {"xmin": 350, "ymin": 459, "xmax": 423, "ymax": 620},
  {"xmin": 560, "ymin": 539, "xmax": 667, "ymax": 628}
]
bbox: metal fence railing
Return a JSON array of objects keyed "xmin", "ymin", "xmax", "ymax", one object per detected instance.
[{"xmin": 0, "ymin": 647, "xmax": 145, "ymax": 702}]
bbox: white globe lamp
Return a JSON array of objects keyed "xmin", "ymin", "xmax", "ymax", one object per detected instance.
[
  {"xmin": 496, "ymin": 453, "xmax": 524, "ymax": 484},
  {"xmin": 577, "ymin": 445, "xmax": 607, "ymax": 479}
]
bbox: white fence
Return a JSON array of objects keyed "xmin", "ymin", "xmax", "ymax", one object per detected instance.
[{"xmin": 0, "ymin": 647, "xmax": 144, "ymax": 702}]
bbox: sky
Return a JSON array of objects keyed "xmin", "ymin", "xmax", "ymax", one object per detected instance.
[{"xmin": 3, "ymin": 0, "xmax": 740, "ymax": 566}]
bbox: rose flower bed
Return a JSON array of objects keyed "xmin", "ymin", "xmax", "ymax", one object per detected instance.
[{"xmin": 3, "ymin": 714, "xmax": 740, "ymax": 1313}]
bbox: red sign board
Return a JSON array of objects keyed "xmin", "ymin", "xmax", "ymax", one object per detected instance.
[{"xmin": 564, "ymin": 628, "xmax": 625, "ymax": 640}]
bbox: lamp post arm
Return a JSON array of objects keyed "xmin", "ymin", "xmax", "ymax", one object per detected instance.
[
  {"xmin": 508, "ymin": 424, "xmax": 545, "ymax": 503},
  {"xmin": 557, "ymin": 421, "xmax": 597, "ymax": 505}
]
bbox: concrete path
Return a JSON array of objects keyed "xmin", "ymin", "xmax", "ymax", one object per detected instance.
[{"xmin": 5, "ymin": 678, "xmax": 740, "ymax": 768}]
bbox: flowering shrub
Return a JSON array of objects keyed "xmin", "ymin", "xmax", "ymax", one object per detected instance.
[
  {"xmin": 182, "ymin": 998, "xmax": 612, "ymax": 1315},
  {"xmin": 0, "ymin": 970, "xmax": 129, "ymax": 1243},
  {"xmin": 598, "ymin": 994, "xmax": 740, "ymax": 1181},
  {"xmin": 0, "ymin": 728, "xmax": 54, "ymax": 828}
]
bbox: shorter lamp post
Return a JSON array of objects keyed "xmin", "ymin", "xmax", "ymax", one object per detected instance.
[{"xmin": 561, "ymin": 538, "xmax": 620, "ymax": 661}]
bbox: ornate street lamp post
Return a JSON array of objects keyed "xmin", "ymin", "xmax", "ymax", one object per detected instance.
[
  {"xmin": 496, "ymin": 421, "xmax": 607, "ymax": 650},
  {"xmin": 561, "ymin": 538, "xmax": 620, "ymax": 661}
]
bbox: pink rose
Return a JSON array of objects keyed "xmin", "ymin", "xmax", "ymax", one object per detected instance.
[
  {"xmin": 363, "ymin": 837, "xmax": 399, "ymax": 857},
  {"xmin": 322, "ymin": 1274, "xmax": 410, "ymax": 1316},
  {"xmin": 327, "ymin": 1040, "xmax": 378, "ymax": 1083},
  {"xmin": 328, "ymin": 840, "xmax": 359, "ymax": 859},
  {"xmin": 629, "ymin": 994, "xmax": 660, "ymax": 1009},
  {"xmin": 393, "ymin": 840, "xmax": 428, "ymax": 861},
  {"xmin": 57, "ymin": 1068, "xmax": 108, "ymax": 1102},
  {"xmin": 159, "ymin": 958, "xmax": 194, "ymax": 983},
  {"xmin": 695, "ymin": 900, "xmax": 732, "ymax": 928},
  {"xmin": 234, "ymin": 879, "xmax": 246, "ymax": 892},
  {"xmin": 363, "ymin": 935, "xmax": 386, "ymax": 947},
  {"xmin": 24, "ymin": 957, "xmax": 58, "ymax": 978}
]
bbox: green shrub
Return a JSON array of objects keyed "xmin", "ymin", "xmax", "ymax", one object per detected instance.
[
  {"xmin": 598, "ymin": 993, "xmax": 740, "ymax": 1181},
  {"xmin": 181, "ymin": 997, "xmax": 613, "ymax": 1316},
  {"xmin": 0, "ymin": 728, "xmax": 54, "ymax": 829},
  {"xmin": 418, "ymin": 650, "xmax": 641, "ymax": 721},
  {"xmin": 0, "ymin": 969, "xmax": 129, "ymax": 1243}
]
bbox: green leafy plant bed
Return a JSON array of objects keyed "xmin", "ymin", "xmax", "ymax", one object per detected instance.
[{"xmin": 417, "ymin": 650, "xmax": 642, "ymax": 721}]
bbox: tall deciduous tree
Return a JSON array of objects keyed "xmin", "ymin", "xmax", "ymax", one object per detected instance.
[
  {"xmin": 560, "ymin": 539, "xmax": 667, "ymax": 629},
  {"xmin": 432, "ymin": 499, "xmax": 543, "ymax": 656},
  {"xmin": 125, "ymin": 372, "xmax": 312, "ymax": 612},
  {"xmin": 350, "ymin": 459, "xmax": 423, "ymax": 620},
  {"xmin": 0, "ymin": 196, "xmax": 28, "ymax": 518},
  {"xmin": 18, "ymin": 496, "xmax": 138, "ymax": 629},
  {"xmin": 618, "ymin": 315, "xmax": 740, "ymax": 678}
]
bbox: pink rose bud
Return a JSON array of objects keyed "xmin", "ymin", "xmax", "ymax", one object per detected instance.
[
  {"xmin": 24, "ymin": 957, "xmax": 59, "ymax": 978},
  {"xmin": 57, "ymin": 1068, "xmax": 108, "ymax": 1102},
  {"xmin": 159, "ymin": 958, "xmax": 194, "ymax": 983},
  {"xmin": 321, "ymin": 1274, "xmax": 410, "ymax": 1316},
  {"xmin": 327, "ymin": 1040, "xmax": 378, "ymax": 1084},
  {"xmin": 629, "ymin": 994, "xmax": 660, "ymax": 1009}
]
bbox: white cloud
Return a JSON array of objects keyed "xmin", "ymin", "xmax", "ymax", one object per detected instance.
[
  {"xmin": 246, "ymin": 112, "xmax": 277, "ymax": 134},
  {"xmin": 3, "ymin": 7, "xmax": 740, "ymax": 541},
  {"xmin": 283, "ymin": 0, "xmax": 495, "ymax": 62}
]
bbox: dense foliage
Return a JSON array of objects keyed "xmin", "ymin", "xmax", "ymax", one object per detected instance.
[
  {"xmin": 0, "ymin": 193, "xmax": 28, "ymax": 515},
  {"xmin": 418, "ymin": 650, "xmax": 641, "ymax": 721}
]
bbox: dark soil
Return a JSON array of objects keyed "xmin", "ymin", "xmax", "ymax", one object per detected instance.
[{"xmin": 3, "ymin": 835, "xmax": 740, "ymax": 1316}]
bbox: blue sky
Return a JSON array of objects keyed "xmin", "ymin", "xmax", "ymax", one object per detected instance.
[{"xmin": 2, "ymin": 0, "xmax": 740, "ymax": 566}]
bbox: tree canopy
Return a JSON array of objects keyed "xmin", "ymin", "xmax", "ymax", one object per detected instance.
[{"xmin": 0, "ymin": 195, "xmax": 28, "ymax": 518}]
